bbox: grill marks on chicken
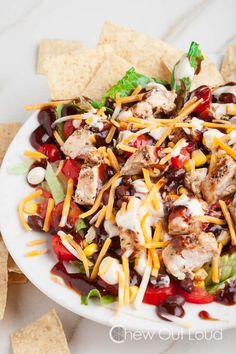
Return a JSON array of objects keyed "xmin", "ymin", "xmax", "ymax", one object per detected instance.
[
  {"xmin": 121, "ymin": 146, "xmax": 159, "ymax": 175},
  {"xmin": 162, "ymin": 232, "xmax": 219, "ymax": 280},
  {"xmin": 201, "ymin": 153, "xmax": 236, "ymax": 203}
]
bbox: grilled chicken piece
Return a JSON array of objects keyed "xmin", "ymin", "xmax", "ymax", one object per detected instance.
[
  {"xmin": 184, "ymin": 168, "xmax": 207, "ymax": 198},
  {"xmin": 168, "ymin": 206, "xmax": 203, "ymax": 235},
  {"xmin": 74, "ymin": 164, "xmax": 100, "ymax": 205},
  {"xmin": 119, "ymin": 227, "xmax": 144, "ymax": 256},
  {"xmin": 61, "ymin": 128, "xmax": 101, "ymax": 163},
  {"xmin": 162, "ymin": 232, "xmax": 218, "ymax": 280},
  {"xmin": 201, "ymin": 153, "xmax": 236, "ymax": 203},
  {"xmin": 121, "ymin": 145, "xmax": 158, "ymax": 175},
  {"xmin": 131, "ymin": 84, "xmax": 176, "ymax": 119}
]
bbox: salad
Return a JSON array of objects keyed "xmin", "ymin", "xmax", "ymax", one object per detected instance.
[{"xmin": 18, "ymin": 41, "xmax": 236, "ymax": 322}]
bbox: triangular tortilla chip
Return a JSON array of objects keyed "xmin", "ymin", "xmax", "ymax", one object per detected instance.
[
  {"xmin": 221, "ymin": 44, "xmax": 236, "ymax": 82},
  {"xmin": 37, "ymin": 39, "xmax": 85, "ymax": 75},
  {"xmin": 98, "ymin": 21, "xmax": 182, "ymax": 81},
  {"xmin": 0, "ymin": 238, "xmax": 8, "ymax": 320},
  {"xmin": 45, "ymin": 45, "xmax": 114, "ymax": 100},
  {"xmin": 11, "ymin": 309, "xmax": 70, "ymax": 354},
  {"xmin": 83, "ymin": 55, "xmax": 133, "ymax": 100},
  {"xmin": 0, "ymin": 123, "xmax": 21, "ymax": 165}
]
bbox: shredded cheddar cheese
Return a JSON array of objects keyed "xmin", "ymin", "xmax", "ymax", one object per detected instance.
[
  {"xmin": 214, "ymin": 137, "xmax": 236, "ymax": 160},
  {"xmin": 122, "ymin": 128, "xmax": 150, "ymax": 145},
  {"xmin": 24, "ymin": 100, "xmax": 71, "ymax": 111},
  {"xmin": 55, "ymin": 160, "xmax": 64, "ymax": 176},
  {"xmin": 25, "ymin": 249, "xmax": 48, "ymax": 257},
  {"xmin": 24, "ymin": 150, "xmax": 47, "ymax": 160},
  {"xmin": 144, "ymin": 241, "xmax": 169, "ymax": 249},
  {"xmin": 219, "ymin": 200, "xmax": 236, "ymax": 245},
  {"xmin": 142, "ymin": 168, "xmax": 153, "ymax": 191},
  {"xmin": 27, "ymin": 239, "xmax": 46, "ymax": 247},
  {"xmin": 122, "ymin": 255, "xmax": 130, "ymax": 305},
  {"xmin": 105, "ymin": 173, "xmax": 121, "ymax": 220},
  {"xmin": 90, "ymin": 238, "xmax": 111, "ymax": 280},
  {"xmin": 116, "ymin": 93, "xmax": 144, "ymax": 105},
  {"xmin": 105, "ymin": 125, "xmax": 116, "ymax": 144},
  {"xmin": 153, "ymin": 221, "xmax": 163, "ymax": 242},
  {"xmin": 107, "ymin": 148, "xmax": 120, "ymax": 172},
  {"xmin": 43, "ymin": 198, "xmax": 55, "ymax": 232},
  {"xmin": 95, "ymin": 206, "xmax": 107, "ymax": 228},
  {"xmin": 59, "ymin": 178, "xmax": 74, "ymax": 227},
  {"xmin": 80, "ymin": 172, "xmax": 121, "ymax": 219},
  {"xmin": 18, "ymin": 189, "xmax": 43, "ymax": 231},
  {"xmin": 53, "ymin": 130, "xmax": 64, "ymax": 146},
  {"xmin": 131, "ymin": 85, "xmax": 142, "ymax": 96},
  {"xmin": 116, "ymin": 143, "xmax": 137, "ymax": 153},
  {"xmin": 194, "ymin": 215, "xmax": 226, "ymax": 225}
]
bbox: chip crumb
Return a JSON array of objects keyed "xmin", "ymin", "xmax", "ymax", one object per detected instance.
[
  {"xmin": 221, "ymin": 44, "xmax": 236, "ymax": 83},
  {"xmin": 11, "ymin": 309, "xmax": 70, "ymax": 354},
  {"xmin": 0, "ymin": 238, "xmax": 8, "ymax": 320},
  {"xmin": 37, "ymin": 39, "xmax": 85, "ymax": 75},
  {"xmin": 8, "ymin": 272, "xmax": 28, "ymax": 284}
]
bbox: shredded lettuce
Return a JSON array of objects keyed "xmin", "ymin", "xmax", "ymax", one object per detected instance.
[
  {"xmin": 171, "ymin": 41, "xmax": 204, "ymax": 93},
  {"xmin": 45, "ymin": 163, "xmax": 65, "ymax": 204},
  {"xmin": 76, "ymin": 218, "xmax": 88, "ymax": 232},
  {"xmin": 100, "ymin": 67, "xmax": 167, "ymax": 106},
  {"xmin": 55, "ymin": 104, "xmax": 65, "ymax": 141},
  {"xmin": 7, "ymin": 160, "xmax": 33, "ymax": 175},
  {"xmin": 205, "ymin": 252, "xmax": 236, "ymax": 294},
  {"xmin": 81, "ymin": 288, "xmax": 117, "ymax": 305}
]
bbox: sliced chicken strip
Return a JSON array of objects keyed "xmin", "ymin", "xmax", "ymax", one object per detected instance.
[
  {"xmin": 74, "ymin": 163, "xmax": 101, "ymax": 206},
  {"xmin": 121, "ymin": 145, "xmax": 158, "ymax": 175},
  {"xmin": 162, "ymin": 232, "xmax": 218, "ymax": 280},
  {"xmin": 201, "ymin": 153, "xmax": 236, "ymax": 203},
  {"xmin": 184, "ymin": 168, "xmax": 207, "ymax": 198},
  {"xmin": 61, "ymin": 128, "xmax": 101, "ymax": 163}
]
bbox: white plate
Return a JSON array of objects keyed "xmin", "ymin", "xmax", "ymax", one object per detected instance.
[{"xmin": 0, "ymin": 111, "xmax": 235, "ymax": 334}]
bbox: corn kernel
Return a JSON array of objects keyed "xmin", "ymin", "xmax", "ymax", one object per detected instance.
[
  {"xmin": 168, "ymin": 142, "xmax": 175, "ymax": 148},
  {"xmin": 227, "ymin": 103, "xmax": 236, "ymax": 116},
  {"xmin": 84, "ymin": 243, "xmax": 98, "ymax": 257},
  {"xmin": 129, "ymin": 286, "xmax": 139, "ymax": 303},
  {"xmin": 23, "ymin": 201, "xmax": 38, "ymax": 215},
  {"xmin": 194, "ymin": 268, "xmax": 208, "ymax": 281},
  {"xmin": 178, "ymin": 187, "xmax": 188, "ymax": 195},
  {"xmin": 193, "ymin": 280, "xmax": 205, "ymax": 288},
  {"xmin": 192, "ymin": 149, "xmax": 207, "ymax": 167}
]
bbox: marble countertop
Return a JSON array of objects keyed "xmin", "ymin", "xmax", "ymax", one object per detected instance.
[{"xmin": 0, "ymin": 0, "xmax": 236, "ymax": 353}]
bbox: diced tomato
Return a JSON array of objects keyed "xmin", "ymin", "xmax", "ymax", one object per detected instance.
[
  {"xmin": 36, "ymin": 187, "xmax": 52, "ymax": 218},
  {"xmin": 38, "ymin": 143, "xmax": 61, "ymax": 162},
  {"xmin": 61, "ymin": 159, "xmax": 82, "ymax": 183},
  {"xmin": 143, "ymin": 282, "xmax": 176, "ymax": 306},
  {"xmin": 98, "ymin": 163, "xmax": 109, "ymax": 185},
  {"xmin": 177, "ymin": 286, "xmax": 215, "ymax": 304},
  {"xmin": 171, "ymin": 147, "xmax": 190, "ymax": 169},
  {"xmin": 52, "ymin": 235, "xmax": 77, "ymax": 261},
  {"xmin": 63, "ymin": 120, "xmax": 75, "ymax": 139},
  {"xmin": 190, "ymin": 85, "xmax": 212, "ymax": 113},
  {"xmin": 51, "ymin": 201, "xmax": 80, "ymax": 231},
  {"xmin": 129, "ymin": 134, "xmax": 153, "ymax": 149}
]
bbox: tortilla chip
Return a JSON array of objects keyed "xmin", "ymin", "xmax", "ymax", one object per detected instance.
[
  {"xmin": 8, "ymin": 272, "xmax": 28, "ymax": 284},
  {"xmin": 8, "ymin": 254, "xmax": 22, "ymax": 273},
  {"xmin": 37, "ymin": 39, "xmax": 85, "ymax": 75},
  {"xmin": 45, "ymin": 45, "xmax": 114, "ymax": 100},
  {"xmin": 0, "ymin": 238, "xmax": 8, "ymax": 320},
  {"xmin": 161, "ymin": 56, "xmax": 225, "ymax": 89},
  {"xmin": 83, "ymin": 55, "xmax": 133, "ymax": 100},
  {"xmin": 221, "ymin": 44, "xmax": 236, "ymax": 82},
  {"xmin": 11, "ymin": 309, "xmax": 70, "ymax": 354},
  {"xmin": 98, "ymin": 21, "xmax": 182, "ymax": 81},
  {"xmin": 0, "ymin": 123, "xmax": 21, "ymax": 165}
]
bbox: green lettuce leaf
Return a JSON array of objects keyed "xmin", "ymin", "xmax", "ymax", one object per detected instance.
[
  {"xmin": 55, "ymin": 104, "xmax": 65, "ymax": 141},
  {"xmin": 81, "ymin": 288, "xmax": 117, "ymax": 305},
  {"xmin": 100, "ymin": 67, "xmax": 167, "ymax": 106},
  {"xmin": 205, "ymin": 252, "xmax": 236, "ymax": 294},
  {"xmin": 45, "ymin": 163, "xmax": 65, "ymax": 204},
  {"xmin": 75, "ymin": 218, "xmax": 88, "ymax": 232}
]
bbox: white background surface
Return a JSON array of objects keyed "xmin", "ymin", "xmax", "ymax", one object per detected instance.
[{"xmin": 0, "ymin": 0, "xmax": 236, "ymax": 353}]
